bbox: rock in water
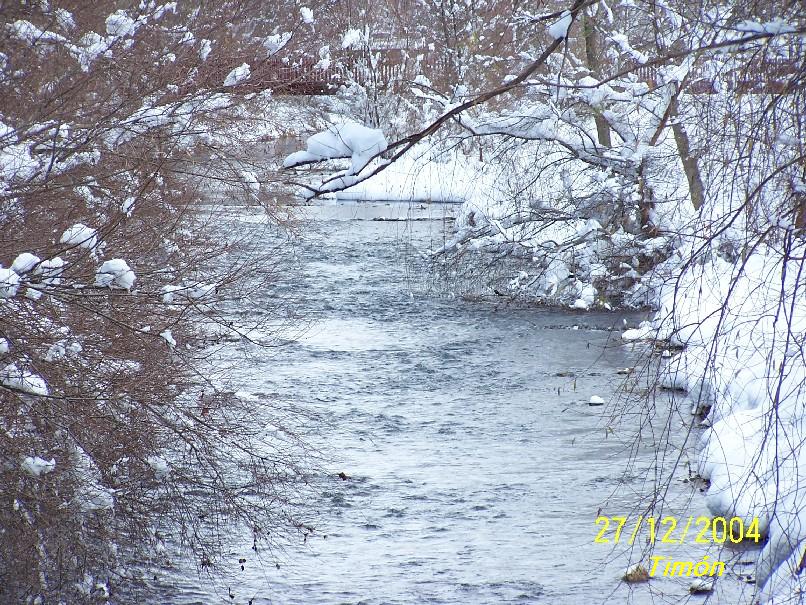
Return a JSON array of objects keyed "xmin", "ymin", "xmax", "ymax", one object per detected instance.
[
  {"xmin": 689, "ymin": 578, "xmax": 714, "ymax": 593},
  {"xmin": 623, "ymin": 563, "xmax": 650, "ymax": 583}
]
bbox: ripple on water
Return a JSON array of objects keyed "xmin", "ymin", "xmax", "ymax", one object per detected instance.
[{"xmin": 155, "ymin": 202, "xmax": 751, "ymax": 605}]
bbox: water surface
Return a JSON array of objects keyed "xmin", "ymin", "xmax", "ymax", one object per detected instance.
[{"xmin": 155, "ymin": 200, "xmax": 754, "ymax": 604}]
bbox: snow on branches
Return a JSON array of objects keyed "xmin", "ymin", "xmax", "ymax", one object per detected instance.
[{"xmin": 0, "ymin": 2, "xmax": 306, "ymax": 602}]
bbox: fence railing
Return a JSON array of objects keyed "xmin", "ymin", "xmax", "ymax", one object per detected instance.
[
  {"xmin": 627, "ymin": 57, "xmax": 800, "ymax": 94},
  {"xmin": 199, "ymin": 51, "xmax": 801, "ymax": 96}
]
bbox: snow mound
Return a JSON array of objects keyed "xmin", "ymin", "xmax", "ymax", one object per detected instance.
[
  {"xmin": 622, "ymin": 321, "xmax": 654, "ymax": 341},
  {"xmin": 36, "ymin": 257, "xmax": 65, "ymax": 285}
]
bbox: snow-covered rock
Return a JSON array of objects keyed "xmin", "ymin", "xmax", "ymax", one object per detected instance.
[{"xmin": 160, "ymin": 329, "xmax": 176, "ymax": 348}]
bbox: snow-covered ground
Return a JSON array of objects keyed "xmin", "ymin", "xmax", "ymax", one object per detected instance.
[{"xmin": 629, "ymin": 241, "xmax": 806, "ymax": 601}]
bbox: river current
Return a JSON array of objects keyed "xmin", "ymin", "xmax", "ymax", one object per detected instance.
[{"xmin": 152, "ymin": 200, "xmax": 754, "ymax": 604}]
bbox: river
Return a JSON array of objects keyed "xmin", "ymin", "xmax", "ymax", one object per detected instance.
[{"xmin": 152, "ymin": 200, "xmax": 755, "ymax": 604}]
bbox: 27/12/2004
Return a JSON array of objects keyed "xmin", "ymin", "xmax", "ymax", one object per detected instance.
[{"xmin": 594, "ymin": 515, "xmax": 762, "ymax": 545}]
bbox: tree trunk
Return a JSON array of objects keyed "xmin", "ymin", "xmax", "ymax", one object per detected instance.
[
  {"xmin": 583, "ymin": 10, "xmax": 611, "ymax": 148},
  {"xmin": 669, "ymin": 96, "xmax": 705, "ymax": 211}
]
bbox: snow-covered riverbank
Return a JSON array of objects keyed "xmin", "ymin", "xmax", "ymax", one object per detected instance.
[
  {"xmin": 628, "ymin": 241, "xmax": 806, "ymax": 602},
  {"xmin": 284, "ymin": 120, "xmax": 805, "ymax": 601}
]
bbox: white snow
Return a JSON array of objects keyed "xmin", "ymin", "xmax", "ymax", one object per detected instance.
[
  {"xmin": 688, "ymin": 578, "xmax": 714, "ymax": 594},
  {"xmin": 314, "ymin": 45, "xmax": 331, "ymax": 70},
  {"xmin": 735, "ymin": 18, "xmax": 796, "ymax": 35},
  {"xmin": 147, "ymin": 455, "xmax": 170, "ymax": 479},
  {"xmin": 45, "ymin": 342, "xmax": 67, "ymax": 362},
  {"xmin": 263, "ymin": 32, "xmax": 291, "ymax": 55},
  {"xmin": 11, "ymin": 252, "xmax": 40, "ymax": 274},
  {"xmin": 283, "ymin": 121, "xmax": 387, "ymax": 176},
  {"xmin": 121, "ymin": 196, "xmax": 135, "ymax": 216},
  {"xmin": 572, "ymin": 283, "xmax": 597, "ymax": 310},
  {"xmin": 0, "ymin": 338, "xmax": 8, "ymax": 354},
  {"xmin": 333, "ymin": 154, "xmax": 476, "ymax": 202},
  {"xmin": 589, "ymin": 395, "xmax": 605, "ymax": 404},
  {"xmin": 95, "ymin": 259, "xmax": 136, "ymax": 289},
  {"xmin": 240, "ymin": 170, "xmax": 260, "ymax": 193},
  {"xmin": 160, "ymin": 329, "xmax": 176, "ymax": 348},
  {"xmin": 341, "ymin": 29, "xmax": 362, "ymax": 48},
  {"xmin": 54, "ymin": 8, "xmax": 75, "ymax": 30},
  {"xmin": 21, "ymin": 456, "xmax": 56, "ymax": 477},
  {"xmin": 636, "ymin": 243, "xmax": 806, "ymax": 599},
  {"xmin": 36, "ymin": 257, "xmax": 65, "ymax": 285},
  {"xmin": 78, "ymin": 485, "xmax": 115, "ymax": 512},
  {"xmin": 60, "ymin": 223, "xmax": 98, "ymax": 250},
  {"xmin": 548, "ymin": 11, "xmax": 572, "ymax": 40},
  {"xmin": 224, "ymin": 63, "xmax": 251, "ymax": 87},
  {"xmin": 611, "ymin": 33, "xmax": 648, "ymax": 64},
  {"xmin": 0, "ymin": 136, "xmax": 40, "ymax": 187},
  {"xmin": 0, "ymin": 363, "xmax": 49, "ymax": 396},
  {"xmin": 199, "ymin": 38, "xmax": 212, "ymax": 61},
  {"xmin": 188, "ymin": 283, "xmax": 216, "ymax": 300},
  {"xmin": 161, "ymin": 285, "xmax": 182, "ymax": 303},
  {"xmin": 621, "ymin": 321, "xmax": 654, "ymax": 341},
  {"xmin": 300, "ymin": 7, "xmax": 314, "ymax": 24},
  {"xmin": 105, "ymin": 10, "xmax": 137, "ymax": 37},
  {"xmin": 161, "ymin": 283, "xmax": 215, "ymax": 303},
  {"xmin": 0, "ymin": 268, "xmax": 20, "ymax": 298}
]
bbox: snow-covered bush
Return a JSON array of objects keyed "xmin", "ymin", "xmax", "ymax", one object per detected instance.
[{"xmin": 0, "ymin": 3, "xmax": 313, "ymax": 602}]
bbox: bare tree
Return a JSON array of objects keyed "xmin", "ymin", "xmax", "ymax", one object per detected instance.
[{"xmin": 1, "ymin": 2, "xmax": 319, "ymax": 603}]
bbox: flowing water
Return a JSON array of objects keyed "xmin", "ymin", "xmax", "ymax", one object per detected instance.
[{"xmin": 154, "ymin": 200, "xmax": 756, "ymax": 604}]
